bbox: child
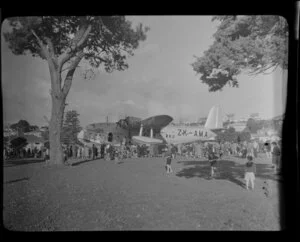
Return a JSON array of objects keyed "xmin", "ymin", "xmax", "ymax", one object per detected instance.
[
  {"xmin": 265, "ymin": 142, "xmax": 271, "ymax": 158},
  {"xmin": 207, "ymin": 144, "xmax": 218, "ymax": 178},
  {"xmin": 165, "ymin": 145, "xmax": 173, "ymax": 174},
  {"xmin": 171, "ymin": 144, "xmax": 177, "ymax": 159},
  {"xmin": 244, "ymin": 155, "xmax": 256, "ymax": 190}
]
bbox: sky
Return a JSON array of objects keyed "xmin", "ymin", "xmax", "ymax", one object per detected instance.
[{"xmin": 1, "ymin": 16, "xmax": 287, "ymax": 128}]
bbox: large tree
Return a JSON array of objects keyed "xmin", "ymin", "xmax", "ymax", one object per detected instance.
[
  {"xmin": 192, "ymin": 15, "xmax": 288, "ymax": 91},
  {"xmin": 3, "ymin": 16, "xmax": 149, "ymax": 164}
]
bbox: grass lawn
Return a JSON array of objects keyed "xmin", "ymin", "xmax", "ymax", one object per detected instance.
[{"xmin": 3, "ymin": 153, "xmax": 281, "ymax": 231}]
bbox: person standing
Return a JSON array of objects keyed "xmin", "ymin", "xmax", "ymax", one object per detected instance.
[
  {"xmin": 92, "ymin": 144, "xmax": 96, "ymax": 160},
  {"xmin": 271, "ymin": 142, "xmax": 281, "ymax": 173},
  {"xmin": 165, "ymin": 145, "xmax": 173, "ymax": 174},
  {"xmin": 207, "ymin": 144, "xmax": 218, "ymax": 178},
  {"xmin": 63, "ymin": 147, "xmax": 68, "ymax": 163},
  {"xmin": 242, "ymin": 144, "xmax": 247, "ymax": 158},
  {"xmin": 69, "ymin": 145, "xmax": 73, "ymax": 158},
  {"xmin": 3, "ymin": 147, "xmax": 7, "ymax": 160},
  {"xmin": 45, "ymin": 147, "xmax": 50, "ymax": 162},
  {"xmin": 149, "ymin": 144, "xmax": 154, "ymax": 158},
  {"xmin": 253, "ymin": 140, "xmax": 259, "ymax": 158},
  {"xmin": 84, "ymin": 145, "xmax": 88, "ymax": 159},
  {"xmin": 171, "ymin": 144, "xmax": 177, "ymax": 159},
  {"xmin": 88, "ymin": 147, "xmax": 92, "ymax": 159},
  {"xmin": 246, "ymin": 142, "xmax": 254, "ymax": 158},
  {"xmin": 77, "ymin": 146, "xmax": 80, "ymax": 159},
  {"xmin": 101, "ymin": 144, "xmax": 105, "ymax": 159},
  {"xmin": 265, "ymin": 142, "xmax": 271, "ymax": 158},
  {"xmin": 244, "ymin": 155, "xmax": 256, "ymax": 190}
]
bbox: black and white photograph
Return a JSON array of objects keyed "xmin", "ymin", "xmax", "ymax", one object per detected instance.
[{"xmin": 2, "ymin": 14, "xmax": 290, "ymax": 231}]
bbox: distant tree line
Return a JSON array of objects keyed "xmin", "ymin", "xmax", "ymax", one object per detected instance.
[
  {"xmin": 9, "ymin": 120, "xmax": 39, "ymax": 133},
  {"xmin": 216, "ymin": 127, "xmax": 251, "ymax": 143}
]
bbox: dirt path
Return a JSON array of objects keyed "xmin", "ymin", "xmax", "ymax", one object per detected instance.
[{"xmin": 3, "ymin": 154, "xmax": 281, "ymax": 230}]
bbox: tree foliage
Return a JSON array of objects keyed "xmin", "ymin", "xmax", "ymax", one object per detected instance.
[
  {"xmin": 216, "ymin": 127, "xmax": 251, "ymax": 143},
  {"xmin": 10, "ymin": 120, "xmax": 40, "ymax": 133},
  {"xmin": 10, "ymin": 137, "xmax": 28, "ymax": 150},
  {"xmin": 61, "ymin": 110, "xmax": 82, "ymax": 146},
  {"xmin": 10, "ymin": 120, "xmax": 30, "ymax": 132},
  {"xmin": 237, "ymin": 131, "xmax": 251, "ymax": 143},
  {"xmin": 192, "ymin": 15, "xmax": 288, "ymax": 91},
  {"xmin": 216, "ymin": 127, "xmax": 238, "ymax": 142},
  {"xmin": 3, "ymin": 16, "xmax": 149, "ymax": 73},
  {"xmin": 10, "ymin": 119, "xmax": 40, "ymax": 133}
]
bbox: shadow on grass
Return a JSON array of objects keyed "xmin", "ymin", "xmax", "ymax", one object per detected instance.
[
  {"xmin": 176, "ymin": 159, "xmax": 281, "ymax": 188},
  {"xmin": 5, "ymin": 177, "xmax": 30, "ymax": 184},
  {"xmin": 71, "ymin": 158, "xmax": 102, "ymax": 166},
  {"xmin": 4, "ymin": 159, "xmax": 45, "ymax": 167}
]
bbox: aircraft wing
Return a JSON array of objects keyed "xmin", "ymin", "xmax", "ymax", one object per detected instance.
[
  {"xmin": 141, "ymin": 115, "xmax": 173, "ymax": 129},
  {"xmin": 132, "ymin": 136, "xmax": 164, "ymax": 145},
  {"xmin": 131, "ymin": 115, "xmax": 173, "ymax": 145}
]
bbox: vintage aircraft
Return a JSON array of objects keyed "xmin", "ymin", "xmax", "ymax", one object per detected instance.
[
  {"xmin": 132, "ymin": 105, "xmax": 224, "ymax": 145},
  {"xmin": 77, "ymin": 105, "xmax": 224, "ymax": 146}
]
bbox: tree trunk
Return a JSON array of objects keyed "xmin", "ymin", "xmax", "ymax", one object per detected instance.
[{"xmin": 49, "ymin": 94, "xmax": 66, "ymax": 165}]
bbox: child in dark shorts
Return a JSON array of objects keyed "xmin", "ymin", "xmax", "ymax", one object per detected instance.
[
  {"xmin": 245, "ymin": 155, "xmax": 256, "ymax": 190},
  {"xmin": 207, "ymin": 144, "xmax": 218, "ymax": 178},
  {"xmin": 209, "ymin": 154, "xmax": 218, "ymax": 178},
  {"xmin": 165, "ymin": 146, "xmax": 173, "ymax": 174}
]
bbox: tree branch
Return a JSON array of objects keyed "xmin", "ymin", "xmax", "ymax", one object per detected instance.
[
  {"xmin": 61, "ymin": 51, "xmax": 85, "ymax": 96},
  {"xmin": 58, "ymin": 21, "xmax": 92, "ymax": 73},
  {"xmin": 45, "ymin": 37, "xmax": 56, "ymax": 57},
  {"xmin": 31, "ymin": 29, "xmax": 48, "ymax": 59},
  {"xmin": 248, "ymin": 63, "xmax": 276, "ymax": 75},
  {"xmin": 77, "ymin": 24, "xmax": 92, "ymax": 47},
  {"xmin": 261, "ymin": 64, "xmax": 279, "ymax": 75}
]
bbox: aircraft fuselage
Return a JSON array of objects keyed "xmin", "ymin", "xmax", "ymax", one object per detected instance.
[{"xmin": 160, "ymin": 125, "xmax": 216, "ymax": 144}]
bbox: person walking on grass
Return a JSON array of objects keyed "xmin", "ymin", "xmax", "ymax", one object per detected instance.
[
  {"xmin": 244, "ymin": 155, "xmax": 256, "ymax": 190},
  {"xmin": 165, "ymin": 145, "xmax": 173, "ymax": 174},
  {"xmin": 207, "ymin": 144, "xmax": 218, "ymax": 178},
  {"xmin": 171, "ymin": 144, "xmax": 177, "ymax": 159}
]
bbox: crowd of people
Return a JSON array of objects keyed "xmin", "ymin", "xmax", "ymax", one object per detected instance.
[
  {"xmin": 163, "ymin": 139, "xmax": 281, "ymax": 188},
  {"xmin": 173, "ymin": 139, "xmax": 281, "ymax": 162},
  {"xmin": 4, "ymin": 137, "xmax": 281, "ymax": 186},
  {"xmin": 3, "ymin": 146, "xmax": 49, "ymax": 160}
]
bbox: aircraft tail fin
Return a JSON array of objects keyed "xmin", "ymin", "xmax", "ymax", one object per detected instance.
[{"xmin": 204, "ymin": 105, "xmax": 223, "ymax": 130}]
